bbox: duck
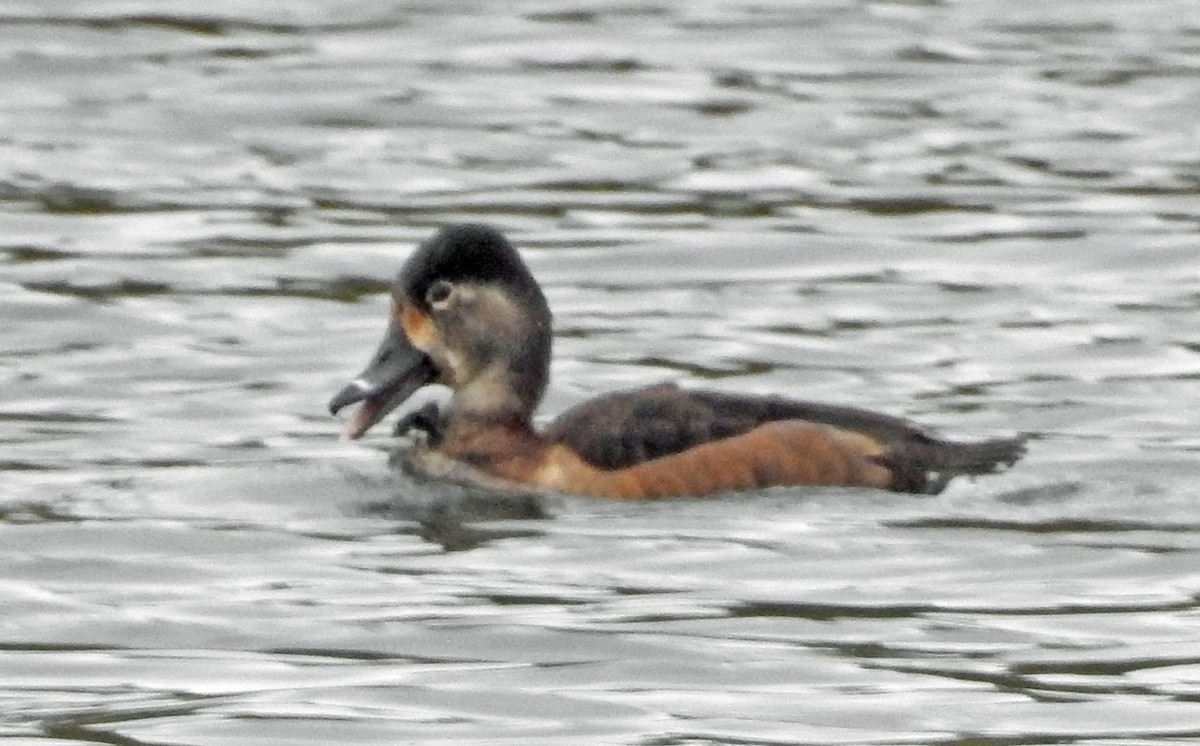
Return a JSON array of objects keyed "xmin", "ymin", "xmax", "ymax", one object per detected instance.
[{"xmin": 329, "ymin": 224, "xmax": 1026, "ymax": 498}]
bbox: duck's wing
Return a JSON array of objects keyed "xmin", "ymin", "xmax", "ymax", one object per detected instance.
[{"xmin": 542, "ymin": 383, "xmax": 1025, "ymax": 494}]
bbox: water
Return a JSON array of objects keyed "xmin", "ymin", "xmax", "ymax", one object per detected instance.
[{"xmin": 2, "ymin": 1, "xmax": 1200, "ymax": 743}]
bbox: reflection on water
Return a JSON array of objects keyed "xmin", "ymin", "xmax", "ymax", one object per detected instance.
[{"xmin": 2, "ymin": 1, "xmax": 1200, "ymax": 744}]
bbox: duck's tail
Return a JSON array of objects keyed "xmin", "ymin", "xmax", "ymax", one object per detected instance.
[{"xmin": 880, "ymin": 433, "xmax": 1028, "ymax": 494}]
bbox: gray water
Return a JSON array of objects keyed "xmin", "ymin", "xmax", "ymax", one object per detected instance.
[{"xmin": 3, "ymin": 1, "xmax": 1200, "ymax": 744}]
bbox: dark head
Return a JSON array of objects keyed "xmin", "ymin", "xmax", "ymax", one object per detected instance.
[{"xmin": 329, "ymin": 224, "xmax": 553, "ymax": 438}]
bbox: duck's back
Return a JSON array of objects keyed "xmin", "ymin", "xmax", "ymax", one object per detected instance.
[{"xmin": 543, "ymin": 383, "xmax": 1025, "ymax": 494}]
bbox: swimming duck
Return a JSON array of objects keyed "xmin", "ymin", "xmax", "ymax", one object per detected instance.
[{"xmin": 329, "ymin": 224, "xmax": 1025, "ymax": 498}]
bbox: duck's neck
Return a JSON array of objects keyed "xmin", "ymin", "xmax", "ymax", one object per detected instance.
[
  {"xmin": 445, "ymin": 364, "xmax": 543, "ymax": 435},
  {"xmin": 438, "ymin": 371, "xmax": 550, "ymax": 476}
]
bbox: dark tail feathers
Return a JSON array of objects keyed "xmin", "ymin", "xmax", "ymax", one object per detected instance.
[{"xmin": 880, "ymin": 434, "xmax": 1028, "ymax": 495}]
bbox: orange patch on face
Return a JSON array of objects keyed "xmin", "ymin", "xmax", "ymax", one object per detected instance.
[{"xmin": 395, "ymin": 302, "xmax": 436, "ymax": 351}]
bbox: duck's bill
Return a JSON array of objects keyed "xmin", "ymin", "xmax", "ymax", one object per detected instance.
[{"xmin": 328, "ymin": 327, "xmax": 436, "ymax": 439}]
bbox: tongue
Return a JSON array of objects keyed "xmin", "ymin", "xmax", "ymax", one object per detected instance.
[{"xmin": 344, "ymin": 398, "xmax": 385, "ymax": 440}]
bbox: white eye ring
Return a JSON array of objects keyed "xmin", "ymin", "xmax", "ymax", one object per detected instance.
[{"xmin": 426, "ymin": 280, "xmax": 453, "ymax": 308}]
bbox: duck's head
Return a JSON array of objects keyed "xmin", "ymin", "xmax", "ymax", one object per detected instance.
[{"xmin": 329, "ymin": 224, "xmax": 552, "ymax": 438}]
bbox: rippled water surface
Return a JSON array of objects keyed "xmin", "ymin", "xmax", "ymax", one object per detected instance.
[{"xmin": 3, "ymin": 1, "xmax": 1200, "ymax": 744}]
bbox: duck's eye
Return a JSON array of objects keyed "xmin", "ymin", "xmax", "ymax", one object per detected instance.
[{"xmin": 425, "ymin": 280, "xmax": 453, "ymax": 308}]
